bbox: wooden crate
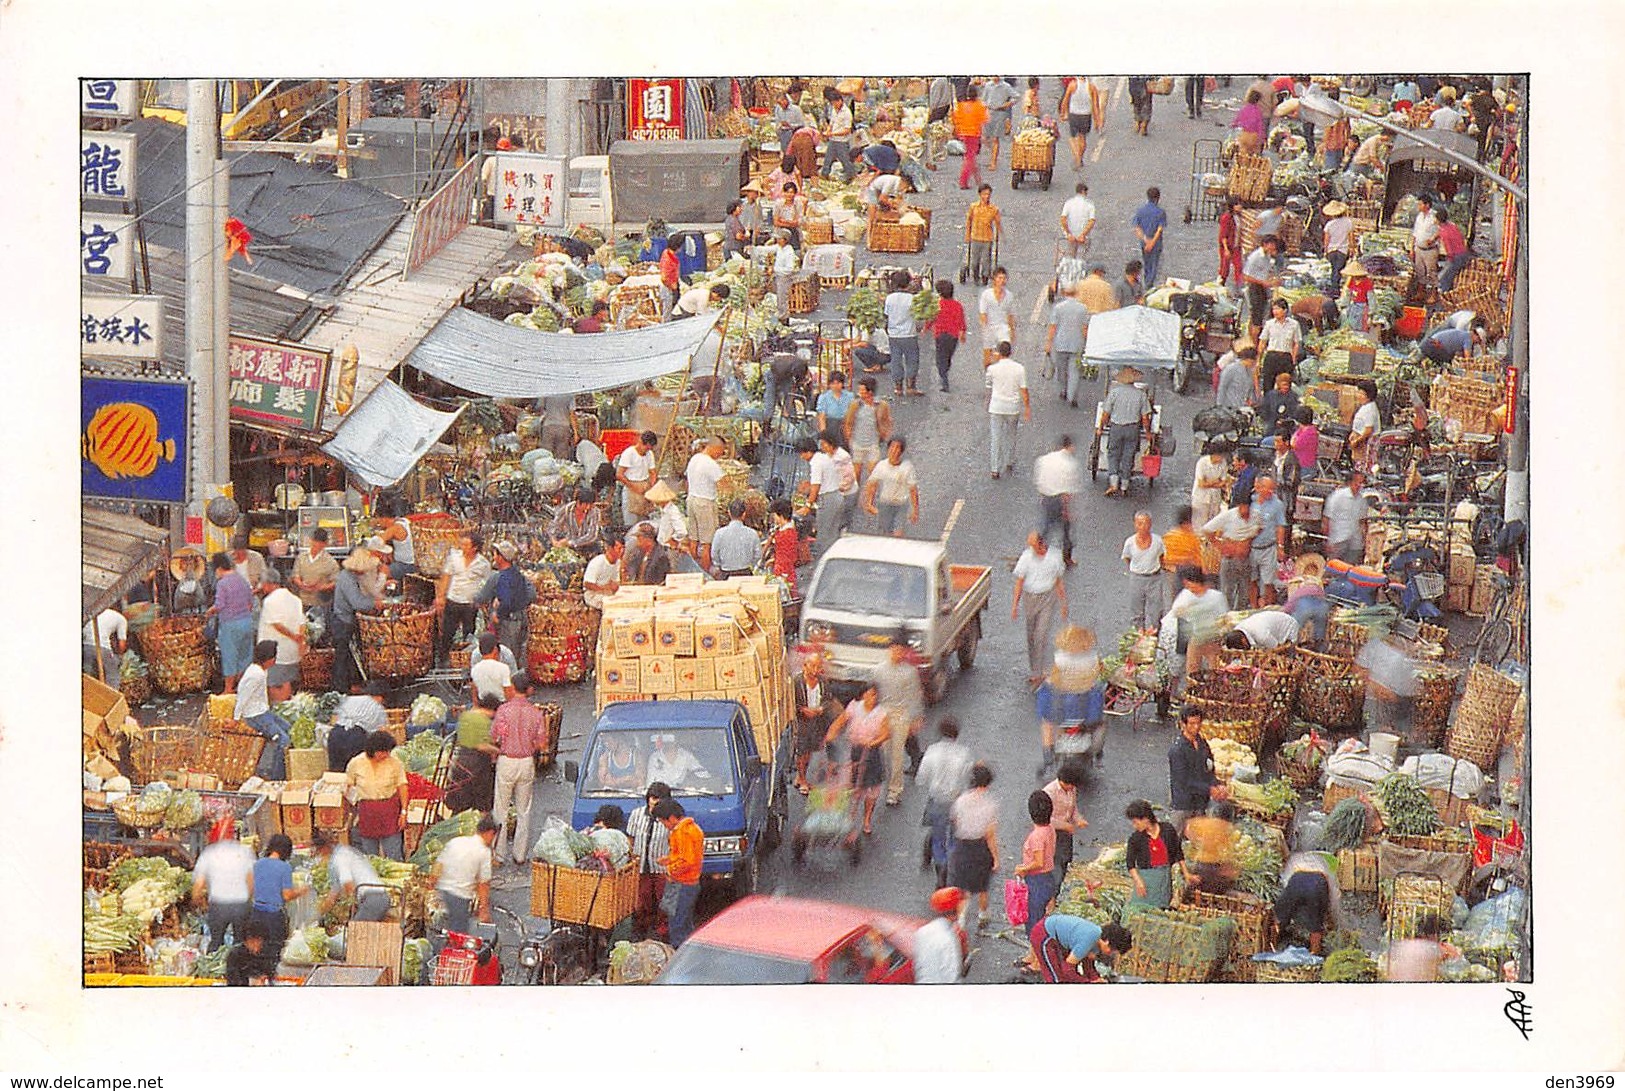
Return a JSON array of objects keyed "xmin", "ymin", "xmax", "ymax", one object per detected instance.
[
  {"xmin": 1183, "ymin": 890, "xmax": 1276, "ymax": 982},
  {"xmin": 1336, "ymin": 845, "xmax": 1379, "ymax": 894}
]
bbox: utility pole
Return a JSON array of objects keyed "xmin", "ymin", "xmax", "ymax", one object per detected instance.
[
  {"xmin": 1504, "ymin": 83, "xmax": 1529, "ymax": 526},
  {"xmin": 211, "ymin": 139, "xmax": 232, "ymax": 486},
  {"xmin": 186, "ymin": 79, "xmax": 227, "ymax": 503},
  {"xmin": 545, "ymin": 77, "xmax": 573, "ymax": 160}
]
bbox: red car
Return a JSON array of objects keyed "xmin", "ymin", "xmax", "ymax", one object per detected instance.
[{"xmin": 654, "ymin": 895, "xmax": 967, "ymax": 984}]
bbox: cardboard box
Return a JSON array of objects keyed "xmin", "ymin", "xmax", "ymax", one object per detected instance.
[
  {"xmin": 694, "ymin": 614, "xmax": 740, "ymax": 656},
  {"xmin": 674, "ymin": 658, "xmax": 716, "ymax": 693},
  {"xmin": 663, "ymin": 573, "xmax": 706, "ymax": 589},
  {"xmin": 1336, "ymin": 385, "xmax": 1362, "ymax": 425},
  {"xmin": 1443, "ymin": 584, "xmax": 1473, "ymax": 614},
  {"xmin": 693, "ymin": 691, "xmax": 729, "ymax": 702},
  {"xmin": 82, "ymin": 674, "xmax": 130, "ymax": 741},
  {"xmin": 279, "ymin": 782, "xmax": 314, "ymax": 842},
  {"xmin": 1470, "ymin": 566, "xmax": 1498, "ymax": 616},
  {"xmin": 610, "ymin": 615, "xmax": 657, "ymax": 658},
  {"xmin": 713, "ymin": 651, "xmax": 762, "ymax": 689},
  {"xmin": 311, "ymin": 784, "xmax": 348, "ymax": 831},
  {"xmin": 639, "ymin": 654, "xmax": 678, "ymax": 694},
  {"xmin": 1447, "ymin": 548, "xmax": 1477, "ymax": 587},
  {"xmin": 598, "ymin": 656, "xmax": 641, "ymax": 690},
  {"xmin": 654, "ymin": 612, "xmax": 696, "ymax": 656},
  {"xmin": 596, "ymin": 692, "xmax": 649, "ymax": 711},
  {"xmin": 730, "ymin": 686, "xmax": 768, "ymax": 726}
]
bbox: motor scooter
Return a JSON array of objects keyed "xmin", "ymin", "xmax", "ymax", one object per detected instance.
[{"xmin": 1041, "ymin": 682, "xmax": 1107, "ymax": 777}]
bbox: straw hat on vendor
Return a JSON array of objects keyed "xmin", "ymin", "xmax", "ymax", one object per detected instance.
[
  {"xmin": 1342, "ymin": 258, "xmax": 1368, "ymax": 279},
  {"xmin": 1321, "ymin": 200, "xmax": 1349, "ymax": 219},
  {"xmin": 1048, "ymin": 624, "xmax": 1102, "ymax": 692}
]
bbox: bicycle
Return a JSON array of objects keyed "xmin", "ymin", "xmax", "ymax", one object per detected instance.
[{"xmin": 1470, "ymin": 567, "xmax": 1522, "ymax": 667}]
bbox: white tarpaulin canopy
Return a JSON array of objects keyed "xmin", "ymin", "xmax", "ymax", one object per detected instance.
[
  {"xmin": 1083, "ymin": 305, "xmax": 1181, "ymax": 369},
  {"xmin": 320, "ymin": 379, "xmax": 465, "ymax": 488},
  {"xmin": 404, "ymin": 307, "xmax": 723, "ymax": 398}
]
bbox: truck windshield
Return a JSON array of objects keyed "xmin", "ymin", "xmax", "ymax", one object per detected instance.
[
  {"xmin": 808, "ymin": 559, "xmax": 928, "ymax": 618},
  {"xmin": 656, "ymin": 943, "xmax": 813, "ymax": 985},
  {"xmin": 580, "ymin": 728, "xmax": 735, "ymax": 798}
]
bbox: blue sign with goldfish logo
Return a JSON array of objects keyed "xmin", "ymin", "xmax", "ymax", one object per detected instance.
[{"xmin": 82, "ymin": 376, "xmax": 191, "ymax": 503}]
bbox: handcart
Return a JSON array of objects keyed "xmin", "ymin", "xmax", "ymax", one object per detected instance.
[
  {"xmin": 1079, "ymin": 305, "xmax": 1183, "ymax": 492},
  {"xmin": 344, "ymin": 882, "xmax": 408, "ymax": 985},
  {"xmin": 1010, "ymin": 132, "xmax": 1056, "ymax": 190},
  {"xmin": 791, "ymin": 758, "xmax": 864, "ymax": 869},
  {"xmin": 1186, "ymin": 138, "xmax": 1228, "ymax": 224}
]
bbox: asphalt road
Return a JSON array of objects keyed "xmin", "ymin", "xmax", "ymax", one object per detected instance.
[{"xmin": 486, "ymin": 78, "xmax": 1258, "ymax": 981}]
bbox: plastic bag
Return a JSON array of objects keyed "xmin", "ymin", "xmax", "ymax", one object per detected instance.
[
  {"xmin": 1004, "ymin": 878, "xmax": 1029, "ymax": 927},
  {"xmin": 589, "ymin": 827, "xmax": 631, "ymax": 868},
  {"xmin": 532, "ymin": 815, "xmax": 580, "ymax": 867},
  {"xmin": 608, "ymin": 940, "xmax": 675, "ymax": 985}
]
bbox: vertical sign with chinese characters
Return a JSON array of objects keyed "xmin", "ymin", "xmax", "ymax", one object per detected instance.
[
  {"xmin": 627, "ymin": 79, "xmax": 685, "ymax": 141},
  {"xmin": 81, "ymin": 79, "xmax": 139, "ymax": 119},
  {"xmin": 491, "ymin": 153, "xmax": 567, "ymax": 227},
  {"xmin": 81, "ymin": 131, "xmax": 138, "ymax": 200},
  {"xmin": 403, "ymin": 157, "xmax": 479, "ymax": 278},
  {"xmin": 227, "ymin": 336, "xmax": 331, "ymax": 431},
  {"xmin": 81, "ymin": 296, "xmax": 164, "ymax": 360},
  {"xmin": 82, "ymin": 213, "xmax": 135, "ymax": 279}
]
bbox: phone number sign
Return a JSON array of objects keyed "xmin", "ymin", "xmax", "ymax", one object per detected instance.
[{"xmin": 228, "ymin": 336, "xmax": 330, "ymax": 431}]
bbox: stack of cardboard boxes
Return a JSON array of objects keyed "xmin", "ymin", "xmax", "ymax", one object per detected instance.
[{"xmin": 594, "ymin": 574, "xmax": 793, "ymax": 762}]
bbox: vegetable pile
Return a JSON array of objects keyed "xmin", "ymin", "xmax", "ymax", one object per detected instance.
[
  {"xmin": 119, "ymin": 650, "xmax": 149, "ymax": 683},
  {"xmin": 542, "ymin": 546, "xmax": 585, "ymax": 565},
  {"xmin": 1317, "ymin": 797, "xmax": 1375, "ymax": 852},
  {"xmin": 1228, "ymin": 777, "xmax": 1299, "ymax": 817},
  {"xmin": 1321, "ymin": 946, "xmax": 1378, "ymax": 982},
  {"xmin": 162, "ymin": 789, "xmax": 203, "ymax": 831},
  {"xmin": 409, "ymin": 694, "xmax": 448, "ymax": 728},
  {"xmin": 846, "ymin": 285, "xmax": 883, "ymax": 331},
  {"xmin": 395, "ymin": 730, "xmax": 449, "ymax": 777},
  {"xmin": 909, "ymin": 285, "xmax": 941, "ymax": 326},
  {"xmin": 410, "ymin": 809, "xmax": 484, "ymax": 868},
  {"xmin": 1375, "ymin": 773, "xmax": 1439, "ymax": 836},
  {"xmin": 1208, "ymin": 738, "xmax": 1257, "ymax": 783}
]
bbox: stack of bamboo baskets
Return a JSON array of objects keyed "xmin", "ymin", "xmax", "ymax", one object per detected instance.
[{"xmin": 594, "ymin": 574, "xmax": 792, "ymax": 760}]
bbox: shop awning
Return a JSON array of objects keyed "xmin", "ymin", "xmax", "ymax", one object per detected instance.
[
  {"xmin": 82, "ymin": 505, "xmax": 170, "ymax": 624},
  {"xmin": 319, "ymin": 380, "xmax": 466, "ymax": 488},
  {"xmin": 404, "ymin": 307, "xmax": 723, "ymax": 398},
  {"xmin": 1083, "ymin": 305, "xmax": 1181, "ymax": 370}
]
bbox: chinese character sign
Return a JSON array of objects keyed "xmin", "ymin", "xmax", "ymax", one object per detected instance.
[
  {"xmin": 82, "ymin": 213, "xmax": 135, "ymax": 279},
  {"xmin": 81, "ymin": 79, "xmax": 138, "ymax": 118},
  {"xmin": 227, "ymin": 336, "xmax": 330, "ymax": 431},
  {"xmin": 81, "ymin": 296, "xmax": 164, "ymax": 361},
  {"xmin": 628, "ymin": 79, "xmax": 685, "ymax": 141},
  {"xmin": 82, "ymin": 131, "xmax": 138, "ymax": 201},
  {"xmin": 404, "ymin": 158, "xmax": 478, "ymax": 278},
  {"xmin": 82, "ymin": 376, "xmax": 191, "ymax": 504},
  {"xmin": 492, "ymin": 153, "xmax": 566, "ymax": 227}
]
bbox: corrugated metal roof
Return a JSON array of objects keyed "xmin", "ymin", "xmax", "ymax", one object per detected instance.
[
  {"xmin": 81, "ymin": 241, "xmax": 321, "ymax": 374},
  {"xmin": 302, "ymin": 218, "xmax": 519, "ymax": 433},
  {"xmin": 82, "ymin": 505, "xmax": 170, "ymax": 623},
  {"xmin": 120, "ymin": 118, "xmax": 406, "ymax": 297}
]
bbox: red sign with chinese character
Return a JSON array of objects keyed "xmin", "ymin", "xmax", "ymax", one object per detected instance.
[
  {"xmin": 1503, "ymin": 364, "xmax": 1518, "ymax": 435},
  {"xmin": 628, "ymin": 79, "xmax": 685, "ymax": 142},
  {"xmin": 227, "ymin": 336, "xmax": 331, "ymax": 431}
]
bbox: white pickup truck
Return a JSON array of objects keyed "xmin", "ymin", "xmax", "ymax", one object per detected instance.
[{"xmin": 798, "ymin": 535, "xmax": 992, "ymax": 704}]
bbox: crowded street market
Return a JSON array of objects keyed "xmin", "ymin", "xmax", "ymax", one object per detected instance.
[{"xmin": 77, "ymin": 73, "xmax": 1532, "ymax": 991}]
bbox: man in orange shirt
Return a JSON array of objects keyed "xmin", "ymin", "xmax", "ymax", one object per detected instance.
[
  {"xmin": 655, "ymin": 799, "xmax": 704, "ymax": 946},
  {"xmin": 952, "ymin": 86, "xmax": 989, "ymax": 191}
]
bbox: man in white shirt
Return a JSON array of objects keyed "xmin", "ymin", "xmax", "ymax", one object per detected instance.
[
  {"xmin": 802, "ymin": 434, "xmax": 858, "ymax": 559},
  {"xmin": 861, "ymin": 169, "xmax": 904, "ymax": 211},
  {"xmin": 821, "ymin": 92, "xmax": 856, "ymax": 179},
  {"xmin": 582, "ymin": 537, "xmax": 624, "ymax": 609},
  {"xmin": 1012, "ymin": 531, "xmax": 1067, "ymax": 685},
  {"xmin": 1242, "ymin": 236, "xmax": 1283, "ymax": 339},
  {"xmin": 882, "ymin": 271, "xmax": 921, "ymax": 396},
  {"xmin": 1258, "ymin": 299, "xmax": 1303, "ymax": 393},
  {"xmin": 1226, "ymin": 609, "xmax": 1301, "ymax": 650},
  {"xmin": 234, "ymin": 640, "xmax": 291, "ymax": 781},
  {"xmin": 82, "ymin": 606, "xmax": 128, "ymax": 680},
  {"xmin": 673, "ymin": 282, "xmax": 729, "ymax": 319},
  {"xmin": 191, "ymin": 824, "xmax": 257, "ymax": 951},
  {"xmin": 1122, "ymin": 510, "xmax": 1168, "ymax": 631},
  {"xmin": 915, "ymin": 720, "xmax": 975, "ymax": 885},
  {"xmin": 977, "ymin": 268, "xmax": 1017, "ymax": 367},
  {"xmin": 914, "ymin": 887, "xmax": 967, "ymax": 983},
  {"xmin": 710, "ymin": 501, "xmax": 763, "ymax": 578},
  {"xmin": 615, "ymin": 430, "xmax": 659, "ymax": 528},
  {"xmin": 431, "ymin": 815, "xmax": 498, "ymax": 935},
  {"xmin": 985, "ymin": 342, "xmax": 1031, "ymax": 479},
  {"xmin": 861, "ymin": 437, "xmax": 920, "ymax": 536},
  {"xmin": 255, "ymin": 570, "xmax": 305, "ymax": 692},
  {"xmin": 772, "ymin": 233, "xmax": 799, "ymax": 321},
  {"xmin": 1034, "ymin": 435, "xmax": 1081, "ymax": 566},
  {"xmin": 684, "ymin": 436, "xmax": 726, "ymax": 570},
  {"xmin": 1201, "ymin": 501, "xmax": 1264, "ymax": 610},
  {"xmin": 1322, "ymin": 467, "xmax": 1371, "ymax": 565},
  {"xmin": 1411, "ymin": 192, "xmax": 1442, "ymax": 290},
  {"xmin": 647, "ymin": 733, "xmax": 706, "ymax": 786},
  {"xmin": 1059, "ymin": 182, "xmax": 1097, "ymax": 258},
  {"xmin": 470, "ymin": 632, "xmax": 515, "ymax": 705},
  {"xmin": 311, "ymin": 832, "xmax": 391, "ymax": 923}
]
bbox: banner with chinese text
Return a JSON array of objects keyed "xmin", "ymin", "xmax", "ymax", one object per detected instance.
[
  {"xmin": 492, "ymin": 153, "xmax": 566, "ymax": 227},
  {"xmin": 81, "ymin": 296, "xmax": 163, "ymax": 360},
  {"xmin": 82, "ymin": 376, "xmax": 191, "ymax": 504},
  {"xmin": 628, "ymin": 78, "xmax": 685, "ymax": 141},
  {"xmin": 81, "ymin": 79, "xmax": 139, "ymax": 119},
  {"xmin": 228, "ymin": 336, "xmax": 331, "ymax": 432},
  {"xmin": 81, "ymin": 131, "xmax": 137, "ymax": 201},
  {"xmin": 404, "ymin": 157, "xmax": 478, "ymax": 278}
]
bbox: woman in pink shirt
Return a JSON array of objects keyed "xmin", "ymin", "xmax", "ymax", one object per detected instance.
[
  {"xmin": 1436, "ymin": 209, "xmax": 1470, "ymax": 294},
  {"xmin": 1231, "ymin": 89, "xmax": 1267, "ymax": 155},
  {"xmin": 1015, "ymin": 790, "xmax": 1058, "ymax": 972},
  {"xmin": 1290, "ymin": 405, "xmax": 1320, "ymax": 472},
  {"xmin": 825, "ymin": 683, "xmax": 891, "ymax": 835}
]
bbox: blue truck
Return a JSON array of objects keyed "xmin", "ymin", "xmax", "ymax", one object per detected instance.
[{"xmin": 564, "ymin": 699, "xmax": 791, "ymax": 896}]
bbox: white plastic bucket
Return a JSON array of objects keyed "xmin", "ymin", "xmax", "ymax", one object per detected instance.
[{"xmin": 1369, "ymin": 732, "xmax": 1401, "ymax": 763}]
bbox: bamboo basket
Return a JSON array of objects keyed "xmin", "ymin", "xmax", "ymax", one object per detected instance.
[
  {"xmin": 1439, "ymin": 257, "xmax": 1503, "ymax": 308},
  {"xmin": 1382, "ymin": 874, "xmax": 1455, "ymax": 938},
  {"xmin": 449, "ymin": 649, "xmax": 473, "ymax": 672},
  {"xmin": 128, "ymin": 723, "xmax": 204, "ymax": 785},
  {"xmin": 1344, "ymin": 197, "xmax": 1382, "ymax": 222},
  {"xmin": 144, "ymin": 616, "xmax": 213, "ymax": 695},
  {"xmin": 1215, "ymin": 648, "xmax": 1303, "ymax": 749},
  {"xmin": 1336, "ymin": 845, "xmax": 1379, "ymax": 894},
  {"xmin": 1232, "ymin": 796, "xmax": 1294, "ymax": 832},
  {"xmin": 1322, "ymin": 780, "xmax": 1367, "ymax": 813},
  {"xmin": 1411, "ymin": 667, "xmax": 1461, "ymax": 748},
  {"xmin": 83, "ymin": 952, "xmax": 117, "ymax": 977},
  {"xmin": 529, "ymin": 561, "xmax": 586, "ymax": 595},
  {"xmin": 407, "ymin": 517, "xmax": 475, "ymax": 578},
  {"xmin": 1182, "ymin": 890, "xmax": 1275, "ymax": 982},
  {"xmin": 528, "ymin": 593, "xmax": 599, "ymax": 643},
  {"xmin": 1196, "ymin": 715, "xmax": 1267, "ymax": 754},
  {"xmin": 820, "ymin": 335, "xmax": 857, "ymax": 374},
  {"xmin": 1293, "ymin": 648, "xmax": 1366, "ymax": 731},
  {"xmin": 113, "ymin": 795, "xmax": 170, "ymax": 831},
  {"xmin": 787, "ymin": 273, "xmax": 821, "ymax": 315},
  {"xmin": 1010, "ymin": 135, "xmax": 1055, "ymax": 172},
  {"xmin": 1423, "ymin": 788, "xmax": 1471, "ymax": 829},
  {"xmin": 1445, "ymin": 664, "xmax": 1521, "ymax": 770},
  {"xmin": 119, "ymin": 674, "xmax": 152, "ymax": 708},
  {"xmin": 1187, "ymin": 666, "xmax": 1263, "ymax": 706},
  {"xmin": 1325, "ymin": 618, "xmax": 1376, "ymax": 659},
  {"xmin": 527, "ymin": 635, "xmax": 591, "ymax": 685},
  {"xmin": 802, "ymin": 218, "xmax": 834, "ymax": 247},
  {"xmin": 1227, "ymin": 154, "xmax": 1272, "ymax": 202},
  {"xmin": 357, "ymin": 604, "xmax": 437, "ymax": 680},
  {"xmin": 286, "ymin": 747, "xmax": 329, "ymax": 783},
  {"xmin": 866, "ymin": 205, "xmax": 930, "ymax": 253},
  {"xmin": 530, "ymin": 860, "xmax": 638, "ymax": 927},
  {"xmin": 299, "ymin": 648, "xmax": 335, "ymax": 692},
  {"xmin": 1253, "ymin": 959, "xmax": 1323, "ymax": 983},
  {"xmin": 196, "ymin": 731, "xmax": 266, "ymax": 789}
]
